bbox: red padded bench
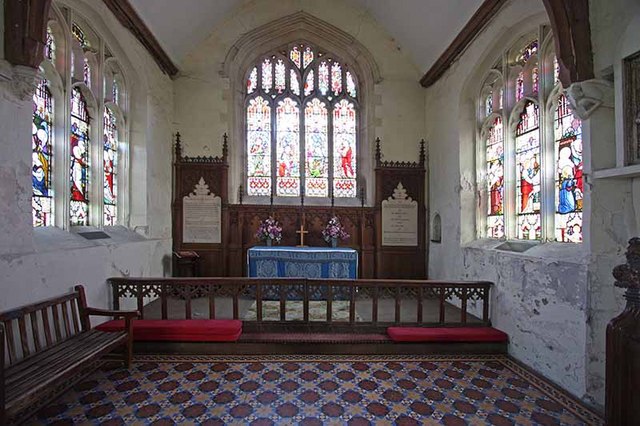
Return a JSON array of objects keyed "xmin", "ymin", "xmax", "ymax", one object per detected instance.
[
  {"xmin": 96, "ymin": 319, "xmax": 242, "ymax": 342},
  {"xmin": 387, "ymin": 327, "xmax": 508, "ymax": 343}
]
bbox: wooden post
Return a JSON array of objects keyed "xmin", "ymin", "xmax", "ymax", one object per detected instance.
[{"xmin": 607, "ymin": 237, "xmax": 640, "ymax": 425}]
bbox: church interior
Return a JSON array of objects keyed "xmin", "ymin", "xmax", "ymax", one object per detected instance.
[{"xmin": 1, "ymin": 0, "xmax": 639, "ymax": 424}]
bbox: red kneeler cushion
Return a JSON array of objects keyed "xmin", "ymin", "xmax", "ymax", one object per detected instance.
[
  {"xmin": 96, "ymin": 319, "xmax": 242, "ymax": 342},
  {"xmin": 387, "ymin": 326, "xmax": 508, "ymax": 343}
]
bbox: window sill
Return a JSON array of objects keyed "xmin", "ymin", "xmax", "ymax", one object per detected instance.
[
  {"xmin": 593, "ymin": 164, "xmax": 640, "ymax": 179},
  {"xmin": 32, "ymin": 225, "xmax": 161, "ymax": 255},
  {"xmin": 462, "ymin": 238, "xmax": 588, "ymax": 264}
]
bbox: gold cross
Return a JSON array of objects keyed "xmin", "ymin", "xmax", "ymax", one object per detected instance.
[{"xmin": 296, "ymin": 224, "xmax": 309, "ymax": 247}]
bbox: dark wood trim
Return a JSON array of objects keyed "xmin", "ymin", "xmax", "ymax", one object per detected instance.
[
  {"xmin": 101, "ymin": 0, "xmax": 179, "ymax": 77},
  {"xmin": 420, "ymin": 0, "xmax": 507, "ymax": 88},
  {"xmin": 3, "ymin": 0, "xmax": 53, "ymax": 68},
  {"xmin": 541, "ymin": 0, "xmax": 594, "ymax": 88}
]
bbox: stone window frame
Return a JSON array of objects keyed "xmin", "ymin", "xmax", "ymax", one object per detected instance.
[
  {"xmin": 623, "ymin": 50, "xmax": 640, "ymax": 164},
  {"xmin": 476, "ymin": 26, "xmax": 582, "ymax": 243},
  {"xmin": 222, "ymin": 12, "xmax": 381, "ymax": 206},
  {"xmin": 35, "ymin": 3, "xmax": 129, "ymax": 229}
]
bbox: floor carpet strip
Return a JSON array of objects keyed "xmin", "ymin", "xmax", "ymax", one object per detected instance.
[{"xmin": 32, "ymin": 354, "xmax": 603, "ymax": 425}]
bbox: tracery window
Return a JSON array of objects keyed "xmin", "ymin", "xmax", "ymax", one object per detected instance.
[
  {"xmin": 245, "ymin": 43, "xmax": 358, "ymax": 199},
  {"xmin": 31, "ymin": 8, "xmax": 128, "ymax": 228},
  {"xmin": 478, "ymin": 32, "xmax": 583, "ymax": 242}
]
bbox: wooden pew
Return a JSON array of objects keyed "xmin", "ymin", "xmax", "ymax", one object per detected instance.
[{"xmin": 0, "ymin": 285, "xmax": 138, "ymax": 425}]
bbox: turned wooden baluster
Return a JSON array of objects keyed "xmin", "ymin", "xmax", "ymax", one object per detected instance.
[{"xmin": 607, "ymin": 237, "xmax": 640, "ymax": 425}]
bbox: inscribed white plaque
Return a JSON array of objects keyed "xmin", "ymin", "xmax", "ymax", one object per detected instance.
[
  {"xmin": 183, "ymin": 177, "xmax": 221, "ymax": 243},
  {"xmin": 382, "ymin": 182, "xmax": 418, "ymax": 246}
]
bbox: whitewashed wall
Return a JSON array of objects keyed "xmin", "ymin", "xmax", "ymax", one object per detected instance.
[
  {"xmin": 0, "ymin": 0, "xmax": 173, "ymax": 315},
  {"xmin": 173, "ymin": 0, "xmax": 426, "ymax": 203}
]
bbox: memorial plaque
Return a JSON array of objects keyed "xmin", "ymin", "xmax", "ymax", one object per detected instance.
[
  {"xmin": 382, "ymin": 182, "xmax": 418, "ymax": 246},
  {"xmin": 183, "ymin": 177, "xmax": 221, "ymax": 243}
]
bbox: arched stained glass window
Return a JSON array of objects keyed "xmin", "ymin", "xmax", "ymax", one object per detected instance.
[
  {"xmin": 486, "ymin": 117, "xmax": 504, "ymax": 238},
  {"xmin": 32, "ymin": 80, "xmax": 54, "ymax": 227},
  {"xmin": 515, "ymin": 101, "xmax": 541, "ymax": 240},
  {"xmin": 516, "ymin": 71, "xmax": 525, "ymax": 102},
  {"xmin": 103, "ymin": 108, "xmax": 118, "ymax": 225},
  {"xmin": 485, "ymin": 92, "xmax": 493, "ymax": 115},
  {"xmin": 245, "ymin": 43, "xmax": 359, "ymax": 198},
  {"xmin": 555, "ymin": 94, "xmax": 583, "ymax": 242},
  {"xmin": 70, "ymin": 87, "xmax": 90, "ymax": 226}
]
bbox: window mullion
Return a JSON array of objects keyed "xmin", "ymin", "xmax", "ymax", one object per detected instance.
[
  {"xmin": 271, "ymin": 96, "xmax": 277, "ymax": 199},
  {"xmin": 299, "ymin": 98, "xmax": 305, "ymax": 197}
]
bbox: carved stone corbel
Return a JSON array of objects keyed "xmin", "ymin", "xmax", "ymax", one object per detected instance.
[
  {"xmin": 0, "ymin": 63, "xmax": 40, "ymax": 102},
  {"xmin": 565, "ymin": 79, "xmax": 614, "ymax": 120}
]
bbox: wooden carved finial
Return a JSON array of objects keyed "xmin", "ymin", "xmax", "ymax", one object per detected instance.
[
  {"xmin": 174, "ymin": 132, "xmax": 182, "ymax": 160},
  {"xmin": 419, "ymin": 139, "xmax": 426, "ymax": 167},
  {"xmin": 222, "ymin": 133, "xmax": 229, "ymax": 162},
  {"xmin": 613, "ymin": 237, "xmax": 640, "ymax": 289},
  {"xmin": 375, "ymin": 137, "xmax": 381, "ymax": 166}
]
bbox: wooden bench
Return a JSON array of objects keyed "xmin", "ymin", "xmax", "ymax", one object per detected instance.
[{"xmin": 0, "ymin": 285, "xmax": 138, "ymax": 424}]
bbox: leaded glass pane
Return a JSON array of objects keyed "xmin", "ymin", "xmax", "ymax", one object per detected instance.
[
  {"xmin": 290, "ymin": 46, "xmax": 301, "ymax": 69},
  {"xmin": 247, "ymin": 67, "xmax": 257, "ymax": 94},
  {"xmin": 303, "ymin": 47, "xmax": 314, "ymax": 69},
  {"xmin": 518, "ymin": 40, "xmax": 538, "ymax": 64},
  {"xmin": 72, "ymin": 23, "xmax": 89, "ymax": 47},
  {"xmin": 346, "ymin": 71, "xmax": 356, "ymax": 98},
  {"xmin": 515, "ymin": 101, "xmax": 541, "ymax": 240},
  {"xmin": 305, "ymin": 99, "xmax": 329, "ymax": 197},
  {"xmin": 532, "ymin": 66, "xmax": 539, "ymax": 94},
  {"xmin": 516, "ymin": 71, "xmax": 524, "ymax": 101},
  {"xmin": 555, "ymin": 94, "xmax": 583, "ymax": 243},
  {"xmin": 498, "ymin": 87, "xmax": 504, "ymax": 109},
  {"xmin": 276, "ymin": 98, "xmax": 300, "ymax": 196},
  {"xmin": 554, "ymin": 57, "xmax": 560, "ymax": 85},
  {"xmin": 318, "ymin": 61, "xmax": 329, "ymax": 96},
  {"xmin": 103, "ymin": 108, "xmax": 118, "ymax": 226},
  {"xmin": 331, "ymin": 62, "xmax": 342, "ymax": 96},
  {"xmin": 333, "ymin": 100, "xmax": 357, "ymax": 197},
  {"xmin": 70, "ymin": 87, "xmax": 90, "ymax": 226},
  {"xmin": 45, "ymin": 26, "xmax": 56, "ymax": 62},
  {"xmin": 485, "ymin": 92, "xmax": 493, "ymax": 116},
  {"xmin": 32, "ymin": 80, "xmax": 53, "ymax": 227},
  {"xmin": 304, "ymin": 70, "xmax": 314, "ymax": 96},
  {"xmin": 290, "ymin": 69, "xmax": 300, "ymax": 96},
  {"xmin": 486, "ymin": 117, "xmax": 504, "ymax": 238},
  {"xmin": 83, "ymin": 58, "xmax": 91, "ymax": 87},
  {"xmin": 262, "ymin": 58, "xmax": 272, "ymax": 93},
  {"xmin": 112, "ymin": 80, "xmax": 119, "ymax": 105},
  {"xmin": 247, "ymin": 97, "xmax": 271, "ymax": 196},
  {"xmin": 275, "ymin": 59, "xmax": 286, "ymax": 94}
]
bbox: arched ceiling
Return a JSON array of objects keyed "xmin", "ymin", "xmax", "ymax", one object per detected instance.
[{"xmin": 128, "ymin": 0, "xmax": 483, "ymax": 71}]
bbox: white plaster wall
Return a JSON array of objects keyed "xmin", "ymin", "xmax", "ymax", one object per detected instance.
[
  {"xmin": 424, "ymin": 0, "xmax": 593, "ymax": 402},
  {"xmin": 174, "ymin": 0, "xmax": 426, "ymax": 202},
  {"xmin": 0, "ymin": 0, "xmax": 174, "ymax": 313}
]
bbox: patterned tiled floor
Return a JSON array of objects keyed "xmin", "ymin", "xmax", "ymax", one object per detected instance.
[{"xmin": 32, "ymin": 355, "xmax": 602, "ymax": 425}]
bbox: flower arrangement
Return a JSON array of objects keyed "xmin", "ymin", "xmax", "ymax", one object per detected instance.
[
  {"xmin": 255, "ymin": 216, "xmax": 282, "ymax": 244},
  {"xmin": 322, "ymin": 216, "xmax": 350, "ymax": 245}
]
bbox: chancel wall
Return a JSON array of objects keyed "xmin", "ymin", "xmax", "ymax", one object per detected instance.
[{"xmin": 0, "ymin": 0, "xmax": 173, "ymax": 313}]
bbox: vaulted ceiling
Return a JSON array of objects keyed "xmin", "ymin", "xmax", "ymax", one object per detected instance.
[{"xmin": 128, "ymin": 0, "xmax": 484, "ymax": 72}]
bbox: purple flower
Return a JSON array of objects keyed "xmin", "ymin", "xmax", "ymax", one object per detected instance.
[
  {"xmin": 255, "ymin": 216, "xmax": 282, "ymax": 242},
  {"xmin": 322, "ymin": 216, "xmax": 349, "ymax": 242}
]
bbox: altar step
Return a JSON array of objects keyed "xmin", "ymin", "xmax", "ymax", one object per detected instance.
[{"xmin": 133, "ymin": 331, "xmax": 508, "ymax": 356}]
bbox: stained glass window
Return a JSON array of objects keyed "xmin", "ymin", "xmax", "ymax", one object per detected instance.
[
  {"xmin": 247, "ymin": 96, "xmax": 271, "ymax": 196},
  {"xmin": 276, "ymin": 98, "xmax": 300, "ymax": 196},
  {"xmin": 45, "ymin": 26, "xmax": 56, "ymax": 62},
  {"xmin": 103, "ymin": 108, "xmax": 118, "ymax": 226},
  {"xmin": 245, "ymin": 44, "xmax": 358, "ymax": 199},
  {"xmin": 83, "ymin": 58, "xmax": 91, "ymax": 87},
  {"xmin": 515, "ymin": 101, "xmax": 541, "ymax": 240},
  {"xmin": 486, "ymin": 117, "xmax": 504, "ymax": 238},
  {"xmin": 554, "ymin": 57, "xmax": 560, "ymax": 85},
  {"xmin": 498, "ymin": 87, "xmax": 504, "ymax": 109},
  {"xmin": 333, "ymin": 100, "xmax": 357, "ymax": 197},
  {"xmin": 516, "ymin": 71, "xmax": 525, "ymax": 101},
  {"xmin": 518, "ymin": 40, "xmax": 538, "ymax": 64},
  {"xmin": 112, "ymin": 79, "xmax": 119, "ymax": 104},
  {"xmin": 32, "ymin": 80, "xmax": 54, "ymax": 227},
  {"xmin": 305, "ymin": 99, "xmax": 329, "ymax": 197},
  {"xmin": 554, "ymin": 94, "xmax": 583, "ymax": 243},
  {"xmin": 72, "ymin": 23, "xmax": 89, "ymax": 47},
  {"xmin": 70, "ymin": 87, "xmax": 90, "ymax": 226},
  {"xmin": 485, "ymin": 92, "xmax": 493, "ymax": 116},
  {"xmin": 532, "ymin": 66, "xmax": 539, "ymax": 94}
]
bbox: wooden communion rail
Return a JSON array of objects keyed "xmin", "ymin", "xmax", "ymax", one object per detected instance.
[{"xmin": 109, "ymin": 277, "xmax": 492, "ymax": 333}]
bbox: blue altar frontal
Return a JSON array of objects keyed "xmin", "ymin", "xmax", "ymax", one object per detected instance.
[{"xmin": 247, "ymin": 246, "xmax": 358, "ymax": 300}]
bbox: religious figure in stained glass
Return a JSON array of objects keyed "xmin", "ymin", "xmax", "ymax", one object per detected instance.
[
  {"xmin": 486, "ymin": 117, "xmax": 504, "ymax": 238},
  {"xmin": 515, "ymin": 101, "xmax": 541, "ymax": 240},
  {"xmin": 103, "ymin": 108, "xmax": 118, "ymax": 225},
  {"xmin": 32, "ymin": 80, "xmax": 53, "ymax": 227},
  {"xmin": 554, "ymin": 94, "xmax": 583, "ymax": 243},
  {"xmin": 70, "ymin": 87, "xmax": 90, "ymax": 226},
  {"xmin": 244, "ymin": 43, "xmax": 358, "ymax": 199}
]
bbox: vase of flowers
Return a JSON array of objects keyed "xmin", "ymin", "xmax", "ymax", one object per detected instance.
[
  {"xmin": 255, "ymin": 216, "xmax": 282, "ymax": 246},
  {"xmin": 322, "ymin": 216, "xmax": 349, "ymax": 247}
]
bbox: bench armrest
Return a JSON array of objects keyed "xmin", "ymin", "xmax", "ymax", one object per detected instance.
[{"xmin": 84, "ymin": 308, "xmax": 140, "ymax": 319}]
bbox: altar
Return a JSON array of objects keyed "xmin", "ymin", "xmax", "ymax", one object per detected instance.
[{"xmin": 247, "ymin": 246, "xmax": 358, "ymax": 299}]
